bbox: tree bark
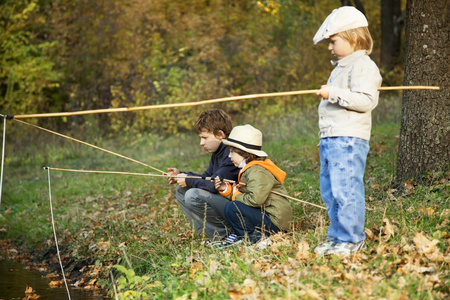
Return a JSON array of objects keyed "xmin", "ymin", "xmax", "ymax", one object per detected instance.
[{"xmin": 396, "ymin": 0, "xmax": 450, "ymax": 186}]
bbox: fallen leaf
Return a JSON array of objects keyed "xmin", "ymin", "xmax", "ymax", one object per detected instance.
[
  {"xmin": 398, "ymin": 261, "xmax": 435, "ymax": 274},
  {"xmin": 364, "ymin": 228, "xmax": 374, "ymax": 239},
  {"xmin": 418, "ymin": 206, "xmax": 435, "ymax": 217},
  {"xmin": 295, "ymin": 240, "xmax": 310, "ymax": 260},
  {"xmin": 376, "ymin": 244, "xmax": 386, "ymax": 255},
  {"xmin": 49, "ymin": 280, "xmax": 63, "ymax": 288},
  {"xmin": 209, "ymin": 260, "xmax": 219, "ymax": 275},
  {"xmin": 25, "ymin": 286, "xmax": 35, "ymax": 294},
  {"xmin": 413, "ymin": 232, "xmax": 439, "ymax": 254},
  {"xmin": 228, "ymin": 290, "xmax": 242, "ymax": 299},
  {"xmin": 381, "ymin": 218, "xmax": 395, "ymax": 241},
  {"xmin": 404, "ymin": 179, "xmax": 417, "ymax": 194}
]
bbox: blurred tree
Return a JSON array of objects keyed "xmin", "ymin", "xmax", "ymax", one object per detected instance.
[
  {"xmin": 340, "ymin": 0, "xmax": 366, "ymax": 15},
  {"xmin": 396, "ymin": 0, "xmax": 449, "ymax": 185},
  {"xmin": 380, "ymin": 0, "xmax": 404, "ymax": 84},
  {"xmin": 0, "ymin": 0, "xmax": 386, "ymax": 136},
  {"xmin": 0, "ymin": 0, "xmax": 62, "ymax": 117}
]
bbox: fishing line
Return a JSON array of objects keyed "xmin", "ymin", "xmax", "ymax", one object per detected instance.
[
  {"xmin": 12, "ymin": 118, "xmax": 166, "ymax": 174},
  {"xmin": 45, "ymin": 167, "xmax": 72, "ymax": 300},
  {"xmin": 0, "ymin": 115, "xmax": 7, "ymax": 207}
]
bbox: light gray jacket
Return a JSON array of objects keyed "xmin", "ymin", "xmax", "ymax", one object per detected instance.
[{"xmin": 319, "ymin": 50, "xmax": 382, "ymax": 141}]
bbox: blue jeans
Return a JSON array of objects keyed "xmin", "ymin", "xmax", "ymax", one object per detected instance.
[
  {"xmin": 319, "ymin": 137, "xmax": 369, "ymax": 243},
  {"xmin": 224, "ymin": 201, "xmax": 282, "ymax": 243}
]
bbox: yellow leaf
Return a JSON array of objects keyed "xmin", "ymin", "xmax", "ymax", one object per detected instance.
[
  {"xmin": 381, "ymin": 218, "xmax": 395, "ymax": 241},
  {"xmin": 228, "ymin": 290, "xmax": 242, "ymax": 299},
  {"xmin": 209, "ymin": 260, "xmax": 219, "ymax": 275},
  {"xmin": 295, "ymin": 240, "xmax": 311, "ymax": 260},
  {"xmin": 364, "ymin": 228, "xmax": 374, "ymax": 239},
  {"xmin": 25, "ymin": 285, "xmax": 35, "ymax": 294},
  {"xmin": 413, "ymin": 232, "xmax": 439, "ymax": 254},
  {"xmin": 418, "ymin": 206, "xmax": 434, "ymax": 217},
  {"xmin": 376, "ymin": 244, "xmax": 386, "ymax": 255},
  {"xmin": 404, "ymin": 179, "xmax": 417, "ymax": 194},
  {"xmin": 49, "ymin": 280, "xmax": 63, "ymax": 288}
]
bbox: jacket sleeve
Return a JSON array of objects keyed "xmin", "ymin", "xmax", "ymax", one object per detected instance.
[
  {"xmin": 234, "ymin": 167, "xmax": 274, "ymax": 207},
  {"xmin": 219, "ymin": 182, "xmax": 233, "ymax": 198},
  {"xmin": 328, "ymin": 61, "xmax": 382, "ymax": 112},
  {"xmin": 184, "ymin": 170, "xmax": 217, "ymax": 193},
  {"xmin": 184, "ymin": 156, "xmax": 239, "ymax": 194}
]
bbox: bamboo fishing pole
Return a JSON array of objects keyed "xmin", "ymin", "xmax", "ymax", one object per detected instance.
[
  {"xmin": 44, "ymin": 167, "xmax": 238, "ymax": 183},
  {"xmin": 45, "ymin": 167, "xmax": 327, "ymax": 209},
  {"xmin": 9, "ymin": 86, "xmax": 440, "ymax": 119}
]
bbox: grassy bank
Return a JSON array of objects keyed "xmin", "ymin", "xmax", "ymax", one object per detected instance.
[{"xmin": 1, "ymin": 95, "xmax": 448, "ymax": 299}]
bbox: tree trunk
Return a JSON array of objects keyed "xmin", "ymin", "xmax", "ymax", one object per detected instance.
[
  {"xmin": 396, "ymin": 0, "xmax": 450, "ymax": 186},
  {"xmin": 340, "ymin": 0, "xmax": 366, "ymax": 16},
  {"xmin": 380, "ymin": 0, "xmax": 403, "ymax": 74}
]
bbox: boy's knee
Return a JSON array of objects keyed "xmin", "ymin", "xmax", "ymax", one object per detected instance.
[
  {"xmin": 184, "ymin": 188, "xmax": 205, "ymax": 208},
  {"xmin": 175, "ymin": 186, "xmax": 189, "ymax": 205},
  {"xmin": 224, "ymin": 201, "xmax": 238, "ymax": 217}
]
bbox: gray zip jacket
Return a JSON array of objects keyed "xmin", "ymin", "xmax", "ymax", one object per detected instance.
[{"xmin": 318, "ymin": 50, "xmax": 382, "ymax": 141}]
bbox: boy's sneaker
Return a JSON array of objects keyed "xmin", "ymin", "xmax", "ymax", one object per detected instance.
[
  {"xmin": 211, "ymin": 234, "xmax": 243, "ymax": 249},
  {"xmin": 201, "ymin": 235, "xmax": 225, "ymax": 247},
  {"xmin": 327, "ymin": 241, "xmax": 366, "ymax": 257},
  {"xmin": 201, "ymin": 240, "xmax": 213, "ymax": 247},
  {"xmin": 314, "ymin": 240, "xmax": 336, "ymax": 256}
]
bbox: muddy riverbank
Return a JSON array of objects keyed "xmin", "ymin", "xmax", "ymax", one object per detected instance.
[{"xmin": 0, "ymin": 239, "xmax": 109, "ymax": 299}]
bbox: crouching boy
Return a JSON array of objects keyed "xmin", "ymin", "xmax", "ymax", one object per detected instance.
[{"xmin": 167, "ymin": 109, "xmax": 239, "ymax": 242}]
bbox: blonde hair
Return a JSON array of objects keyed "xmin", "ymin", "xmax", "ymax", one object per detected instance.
[{"xmin": 335, "ymin": 27, "xmax": 373, "ymax": 55}]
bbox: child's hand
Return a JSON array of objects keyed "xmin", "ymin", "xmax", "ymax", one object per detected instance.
[
  {"xmin": 316, "ymin": 85, "xmax": 330, "ymax": 99},
  {"xmin": 175, "ymin": 173, "xmax": 187, "ymax": 187},
  {"xmin": 232, "ymin": 184, "xmax": 240, "ymax": 194},
  {"xmin": 167, "ymin": 168, "xmax": 180, "ymax": 184},
  {"xmin": 213, "ymin": 177, "xmax": 226, "ymax": 191}
]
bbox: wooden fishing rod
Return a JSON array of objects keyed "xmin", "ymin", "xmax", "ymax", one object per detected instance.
[
  {"xmin": 44, "ymin": 167, "xmax": 238, "ymax": 184},
  {"xmin": 226, "ymin": 179, "xmax": 327, "ymax": 210},
  {"xmin": 45, "ymin": 167, "xmax": 326, "ymax": 209},
  {"xmin": 9, "ymin": 86, "xmax": 440, "ymax": 119}
]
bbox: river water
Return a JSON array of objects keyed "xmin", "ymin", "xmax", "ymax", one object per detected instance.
[{"xmin": 0, "ymin": 259, "xmax": 109, "ymax": 300}]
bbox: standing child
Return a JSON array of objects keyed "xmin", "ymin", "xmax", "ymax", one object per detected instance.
[
  {"xmin": 312, "ymin": 6, "xmax": 382, "ymax": 256},
  {"xmin": 213, "ymin": 124, "xmax": 292, "ymax": 248},
  {"xmin": 167, "ymin": 109, "xmax": 239, "ymax": 242}
]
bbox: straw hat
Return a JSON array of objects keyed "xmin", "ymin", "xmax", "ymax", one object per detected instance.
[
  {"xmin": 222, "ymin": 124, "xmax": 268, "ymax": 157},
  {"xmin": 313, "ymin": 6, "xmax": 368, "ymax": 45}
]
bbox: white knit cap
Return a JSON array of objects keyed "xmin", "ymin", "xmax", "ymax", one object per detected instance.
[
  {"xmin": 313, "ymin": 6, "xmax": 368, "ymax": 45},
  {"xmin": 222, "ymin": 124, "xmax": 268, "ymax": 157}
]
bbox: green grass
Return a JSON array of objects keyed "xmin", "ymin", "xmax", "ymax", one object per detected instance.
[{"xmin": 1, "ymin": 95, "xmax": 448, "ymax": 299}]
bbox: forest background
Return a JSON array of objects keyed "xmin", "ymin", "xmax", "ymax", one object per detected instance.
[
  {"xmin": 1, "ymin": 0, "xmax": 405, "ymax": 136},
  {"xmin": 1, "ymin": 0, "xmax": 449, "ymax": 299}
]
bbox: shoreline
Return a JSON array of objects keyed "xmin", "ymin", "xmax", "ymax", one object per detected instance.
[{"xmin": 0, "ymin": 239, "xmax": 109, "ymax": 298}]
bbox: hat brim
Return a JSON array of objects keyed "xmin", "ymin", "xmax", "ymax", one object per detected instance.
[{"xmin": 223, "ymin": 139, "xmax": 268, "ymax": 157}]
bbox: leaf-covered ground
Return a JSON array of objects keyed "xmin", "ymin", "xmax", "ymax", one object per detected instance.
[
  {"xmin": 0, "ymin": 104, "xmax": 448, "ymax": 299},
  {"xmin": 2, "ymin": 170, "xmax": 448, "ymax": 299}
]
